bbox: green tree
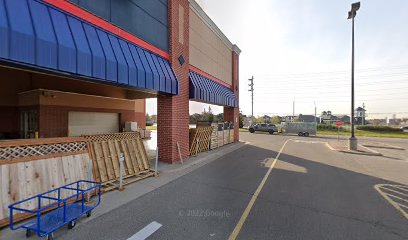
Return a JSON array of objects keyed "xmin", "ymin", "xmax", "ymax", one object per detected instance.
[
  {"xmin": 271, "ymin": 116, "xmax": 281, "ymax": 124},
  {"xmin": 239, "ymin": 111, "xmax": 246, "ymax": 128},
  {"xmin": 215, "ymin": 113, "xmax": 224, "ymax": 122}
]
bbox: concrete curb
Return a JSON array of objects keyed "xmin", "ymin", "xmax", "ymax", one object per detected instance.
[
  {"xmin": 161, "ymin": 142, "xmax": 246, "ymax": 174},
  {"xmin": 325, "ymin": 142, "xmax": 382, "ymax": 156}
]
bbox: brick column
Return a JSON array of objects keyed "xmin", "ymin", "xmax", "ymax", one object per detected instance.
[
  {"xmin": 157, "ymin": 0, "xmax": 190, "ymax": 163},
  {"xmin": 224, "ymin": 48, "xmax": 240, "ymax": 142}
]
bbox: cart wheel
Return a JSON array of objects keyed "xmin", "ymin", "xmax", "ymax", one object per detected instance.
[
  {"xmin": 25, "ymin": 229, "xmax": 32, "ymax": 238},
  {"xmin": 68, "ymin": 220, "xmax": 76, "ymax": 229},
  {"xmin": 298, "ymin": 132, "xmax": 304, "ymax": 136},
  {"xmin": 86, "ymin": 211, "xmax": 92, "ymax": 217},
  {"xmin": 46, "ymin": 233, "xmax": 54, "ymax": 240},
  {"xmin": 304, "ymin": 132, "xmax": 310, "ymax": 137}
]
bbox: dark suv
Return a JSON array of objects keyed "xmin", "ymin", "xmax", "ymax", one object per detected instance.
[{"xmin": 248, "ymin": 124, "xmax": 278, "ymax": 134}]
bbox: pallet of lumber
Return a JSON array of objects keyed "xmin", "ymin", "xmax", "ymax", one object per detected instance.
[
  {"xmin": 83, "ymin": 132, "xmax": 153, "ymax": 192},
  {"xmin": 210, "ymin": 125, "xmax": 219, "ymax": 150},
  {"xmin": 189, "ymin": 127, "xmax": 213, "ymax": 156}
]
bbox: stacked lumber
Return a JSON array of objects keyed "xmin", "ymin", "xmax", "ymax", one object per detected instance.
[
  {"xmin": 223, "ymin": 130, "xmax": 230, "ymax": 144},
  {"xmin": 138, "ymin": 129, "xmax": 152, "ymax": 139},
  {"xmin": 0, "ymin": 137, "xmax": 90, "ymax": 227},
  {"xmin": 189, "ymin": 127, "xmax": 213, "ymax": 156},
  {"xmin": 83, "ymin": 132, "xmax": 153, "ymax": 192},
  {"xmin": 209, "ymin": 123, "xmax": 236, "ymax": 150},
  {"xmin": 210, "ymin": 124, "xmax": 219, "ymax": 150}
]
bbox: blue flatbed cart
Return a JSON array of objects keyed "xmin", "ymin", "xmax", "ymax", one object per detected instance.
[{"xmin": 9, "ymin": 180, "xmax": 101, "ymax": 240}]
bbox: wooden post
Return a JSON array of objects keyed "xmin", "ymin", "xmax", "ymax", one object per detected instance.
[
  {"xmin": 119, "ymin": 153, "xmax": 124, "ymax": 191},
  {"xmin": 177, "ymin": 142, "xmax": 183, "ymax": 164},
  {"xmin": 155, "ymin": 148, "xmax": 159, "ymax": 177}
]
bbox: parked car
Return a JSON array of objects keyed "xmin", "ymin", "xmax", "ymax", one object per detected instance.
[
  {"xmin": 248, "ymin": 123, "xmax": 278, "ymax": 134},
  {"xmin": 400, "ymin": 126, "xmax": 408, "ymax": 131}
]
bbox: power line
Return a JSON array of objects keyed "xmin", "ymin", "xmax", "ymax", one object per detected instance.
[{"xmin": 255, "ymin": 64, "xmax": 408, "ymax": 78}]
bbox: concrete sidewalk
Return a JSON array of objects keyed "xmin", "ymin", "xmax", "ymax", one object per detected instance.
[{"xmin": 0, "ymin": 142, "xmax": 245, "ymax": 240}]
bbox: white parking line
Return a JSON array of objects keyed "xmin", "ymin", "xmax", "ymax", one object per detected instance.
[{"xmin": 127, "ymin": 221, "xmax": 162, "ymax": 240}]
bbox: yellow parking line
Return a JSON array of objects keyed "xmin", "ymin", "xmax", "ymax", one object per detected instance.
[
  {"xmin": 228, "ymin": 139, "xmax": 291, "ymax": 240},
  {"xmin": 393, "ymin": 185, "xmax": 408, "ymax": 192},
  {"xmin": 381, "ymin": 186, "xmax": 408, "ymax": 197},
  {"xmin": 384, "ymin": 192, "xmax": 408, "ymax": 204},
  {"xmin": 375, "ymin": 184, "xmax": 408, "ymax": 220}
]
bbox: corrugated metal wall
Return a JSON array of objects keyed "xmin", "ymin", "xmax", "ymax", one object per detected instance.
[{"xmin": 68, "ymin": 0, "xmax": 169, "ymax": 52}]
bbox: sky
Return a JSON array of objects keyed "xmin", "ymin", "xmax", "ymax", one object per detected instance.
[{"xmin": 147, "ymin": 0, "xmax": 408, "ymax": 119}]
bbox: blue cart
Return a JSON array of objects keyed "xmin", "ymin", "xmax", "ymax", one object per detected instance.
[{"xmin": 9, "ymin": 180, "xmax": 101, "ymax": 240}]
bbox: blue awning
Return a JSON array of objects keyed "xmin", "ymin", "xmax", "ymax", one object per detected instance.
[
  {"xmin": 0, "ymin": 0, "xmax": 178, "ymax": 95},
  {"xmin": 189, "ymin": 71, "xmax": 238, "ymax": 108}
]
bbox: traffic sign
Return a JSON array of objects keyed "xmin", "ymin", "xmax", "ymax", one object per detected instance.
[{"xmin": 336, "ymin": 120, "xmax": 343, "ymax": 127}]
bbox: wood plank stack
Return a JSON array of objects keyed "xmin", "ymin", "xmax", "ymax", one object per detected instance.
[
  {"xmin": 223, "ymin": 130, "xmax": 230, "ymax": 144},
  {"xmin": 83, "ymin": 132, "xmax": 153, "ymax": 192},
  {"xmin": 230, "ymin": 128, "xmax": 234, "ymax": 142},
  {"xmin": 189, "ymin": 127, "xmax": 213, "ymax": 156},
  {"xmin": 210, "ymin": 124, "xmax": 219, "ymax": 150}
]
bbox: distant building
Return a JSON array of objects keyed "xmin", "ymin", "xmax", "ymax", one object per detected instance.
[
  {"xmin": 298, "ymin": 114, "xmax": 319, "ymax": 123},
  {"xmin": 320, "ymin": 111, "xmax": 350, "ymax": 124},
  {"xmin": 335, "ymin": 115, "xmax": 351, "ymax": 124},
  {"xmin": 281, "ymin": 115, "xmax": 296, "ymax": 122},
  {"xmin": 355, "ymin": 106, "xmax": 367, "ymax": 125},
  {"xmin": 282, "ymin": 114, "xmax": 317, "ymax": 123}
]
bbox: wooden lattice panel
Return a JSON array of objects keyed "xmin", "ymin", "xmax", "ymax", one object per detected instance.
[
  {"xmin": 82, "ymin": 132, "xmax": 142, "ymax": 142},
  {"xmin": 0, "ymin": 142, "xmax": 87, "ymax": 160},
  {"xmin": 189, "ymin": 127, "xmax": 213, "ymax": 156},
  {"xmin": 0, "ymin": 138, "xmax": 88, "ymax": 165}
]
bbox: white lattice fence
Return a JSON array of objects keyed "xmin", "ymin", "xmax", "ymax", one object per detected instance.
[
  {"xmin": 0, "ymin": 142, "xmax": 87, "ymax": 160},
  {"xmin": 0, "ymin": 138, "xmax": 88, "ymax": 164}
]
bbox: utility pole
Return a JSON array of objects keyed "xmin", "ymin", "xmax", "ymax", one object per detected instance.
[
  {"xmin": 292, "ymin": 99, "xmax": 295, "ymax": 122},
  {"xmin": 314, "ymin": 101, "xmax": 317, "ymax": 133},
  {"xmin": 362, "ymin": 102, "xmax": 365, "ymax": 125},
  {"xmin": 347, "ymin": 2, "xmax": 360, "ymax": 150},
  {"xmin": 248, "ymin": 76, "xmax": 254, "ymax": 125}
]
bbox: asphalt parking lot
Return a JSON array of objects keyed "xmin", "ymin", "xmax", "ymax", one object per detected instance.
[{"xmin": 2, "ymin": 132, "xmax": 407, "ymax": 240}]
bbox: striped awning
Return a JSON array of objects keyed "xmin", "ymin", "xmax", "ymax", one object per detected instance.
[
  {"xmin": 0, "ymin": 0, "xmax": 178, "ymax": 95},
  {"xmin": 189, "ymin": 71, "xmax": 238, "ymax": 107}
]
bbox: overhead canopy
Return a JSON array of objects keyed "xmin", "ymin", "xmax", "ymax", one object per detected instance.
[
  {"xmin": 0, "ymin": 0, "xmax": 178, "ymax": 95},
  {"xmin": 189, "ymin": 71, "xmax": 238, "ymax": 108}
]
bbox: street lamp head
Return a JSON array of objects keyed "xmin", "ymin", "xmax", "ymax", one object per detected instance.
[
  {"xmin": 351, "ymin": 2, "xmax": 360, "ymax": 11},
  {"xmin": 347, "ymin": 11, "xmax": 353, "ymax": 19},
  {"xmin": 347, "ymin": 2, "xmax": 360, "ymax": 19}
]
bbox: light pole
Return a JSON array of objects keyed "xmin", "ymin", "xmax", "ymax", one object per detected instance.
[
  {"xmin": 348, "ymin": 2, "xmax": 360, "ymax": 150},
  {"xmin": 248, "ymin": 76, "xmax": 254, "ymax": 125}
]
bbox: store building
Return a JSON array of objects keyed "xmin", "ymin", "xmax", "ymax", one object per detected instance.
[{"xmin": 0, "ymin": 0, "xmax": 240, "ymax": 163}]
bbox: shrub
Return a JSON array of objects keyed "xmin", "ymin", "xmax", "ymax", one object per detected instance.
[
  {"xmin": 146, "ymin": 121, "xmax": 154, "ymax": 126},
  {"xmin": 317, "ymin": 124, "xmax": 348, "ymax": 132},
  {"xmin": 356, "ymin": 125, "xmax": 402, "ymax": 132}
]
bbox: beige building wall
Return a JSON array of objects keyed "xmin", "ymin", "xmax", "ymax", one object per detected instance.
[{"xmin": 189, "ymin": 8, "xmax": 232, "ymax": 85}]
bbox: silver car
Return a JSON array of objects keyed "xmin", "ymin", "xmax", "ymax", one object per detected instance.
[{"xmin": 248, "ymin": 123, "xmax": 278, "ymax": 134}]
